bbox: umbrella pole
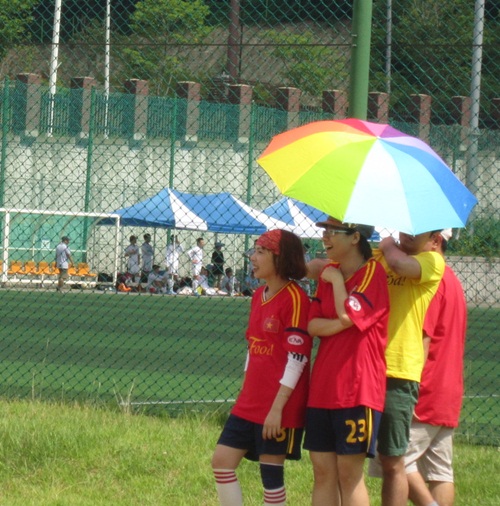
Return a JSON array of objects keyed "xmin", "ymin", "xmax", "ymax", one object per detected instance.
[{"xmin": 348, "ymin": 0, "xmax": 373, "ymax": 120}]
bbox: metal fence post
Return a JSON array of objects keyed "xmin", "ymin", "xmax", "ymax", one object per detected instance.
[
  {"xmin": 349, "ymin": 0, "xmax": 373, "ymax": 120},
  {"xmin": 81, "ymin": 87, "xmax": 96, "ymax": 262},
  {"xmin": 0, "ymin": 77, "xmax": 10, "ymax": 208}
]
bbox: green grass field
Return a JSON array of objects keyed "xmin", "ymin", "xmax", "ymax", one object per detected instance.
[
  {"xmin": 0, "ymin": 289, "xmax": 498, "ymax": 445},
  {"xmin": 0, "ymin": 400, "xmax": 498, "ymax": 505}
]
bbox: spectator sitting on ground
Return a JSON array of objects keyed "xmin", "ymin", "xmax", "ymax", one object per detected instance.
[
  {"xmin": 242, "ymin": 270, "xmax": 260, "ymax": 296},
  {"xmin": 116, "ymin": 273, "xmax": 132, "ymax": 293},
  {"xmin": 147, "ymin": 265, "xmax": 167, "ymax": 294},
  {"xmin": 195, "ymin": 266, "xmax": 231, "ymax": 296},
  {"xmin": 220, "ymin": 267, "xmax": 240, "ymax": 296}
]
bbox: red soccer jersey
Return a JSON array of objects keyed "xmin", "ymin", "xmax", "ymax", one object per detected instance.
[
  {"xmin": 307, "ymin": 259, "xmax": 389, "ymax": 412},
  {"xmin": 232, "ymin": 281, "xmax": 312, "ymax": 428},
  {"xmin": 415, "ymin": 266, "xmax": 467, "ymax": 427}
]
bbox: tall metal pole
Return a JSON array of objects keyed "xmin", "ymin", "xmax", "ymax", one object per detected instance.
[
  {"xmin": 467, "ymin": 0, "xmax": 485, "ymax": 197},
  {"xmin": 348, "ymin": 0, "xmax": 373, "ymax": 120},
  {"xmin": 104, "ymin": 0, "xmax": 111, "ymax": 138},
  {"xmin": 0, "ymin": 78, "xmax": 9, "ymax": 209},
  {"xmin": 48, "ymin": 0, "xmax": 63, "ymax": 136},
  {"xmin": 81, "ymin": 87, "xmax": 96, "ymax": 262}
]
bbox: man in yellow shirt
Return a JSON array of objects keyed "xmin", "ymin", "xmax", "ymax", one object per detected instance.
[{"xmin": 371, "ymin": 231, "xmax": 445, "ymax": 506}]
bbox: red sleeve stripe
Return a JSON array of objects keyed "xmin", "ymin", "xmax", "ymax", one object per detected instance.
[{"xmin": 286, "ymin": 284, "xmax": 302, "ymax": 328}]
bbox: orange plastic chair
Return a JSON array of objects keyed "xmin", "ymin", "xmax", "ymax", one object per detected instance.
[
  {"xmin": 24, "ymin": 260, "xmax": 37, "ymax": 275},
  {"xmin": 51, "ymin": 262, "xmax": 60, "ymax": 275},
  {"xmin": 8, "ymin": 261, "xmax": 24, "ymax": 277},
  {"xmin": 68, "ymin": 265, "xmax": 79, "ymax": 277},
  {"xmin": 77, "ymin": 262, "xmax": 97, "ymax": 278},
  {"xmin": 37, "ymin": 261, "xmax": 52, "ymax": 276}
]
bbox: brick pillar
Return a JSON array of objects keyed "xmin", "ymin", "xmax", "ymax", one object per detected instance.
[
  {"xmin": 451, "ymin": 96, "xmax": 472, "ymax": 146},
  {"xmin": 409, "ymin": 94, "xmax": 432, "ymax": 144},
  {"xmin": 451, "ymin": 96, "xmax": 472, "ymax": 127},
  {"xmin": 177, "ymin": 81, "xmax": 201, "ymax": 142},
  {"xmin": 124, "ymin": 79, "xmax": 149, "ymax": 140},
  {"xmin": 322, "ymin": 90, "xmax": 348, "ymax": 119},
  {"xmin": 15, "ymin": 73, "xmax": 42, "ymax": 137},
  {"xmin": 368, "ymin": 92, "xmax": 389, "ymax": 123},
  {"xmin": 70, "ymin": 77, "xmax": 97, "ymax": 137},
  {"xmin": 228, "ymin": 84, "xmax": 253, "ymax": 143},
  {"xmin": 275, "ymin": 87, "xmax": 301, "ymax": 130}
]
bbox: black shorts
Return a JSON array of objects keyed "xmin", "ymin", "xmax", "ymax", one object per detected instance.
[
  {"xmin": 217, "ymin": 414, "xmax": 304, "ymax": 461},
  {"xmin": 304, "ymin": 406, "xmax": 382, "ymax": 458}
]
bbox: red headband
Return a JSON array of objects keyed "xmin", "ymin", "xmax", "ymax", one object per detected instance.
[{"xmin": 256, "ymin": 230, "xmax": 282, "ymax": 255}]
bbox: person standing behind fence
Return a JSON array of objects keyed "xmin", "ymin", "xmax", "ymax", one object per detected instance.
[
  {"xmin": 141, "ymin": 233, "xmax": 154, "ymax": 282},
  {"xmin": 164, "ymin": 235, "xmax": 183, "ymax": 294},
  {"xmin": 211, "ymin": 241, "xmax": 225, "ymax": 288},
  {"xmin": 187, "ymin": 237, "xmax": 205, "ymax": 296},
  {"xmin": 404, "ymin": 229, "xmax": 467, "ymax": 506},
  {"xmin": 124, "ymin": 235, "xmax": 140, "ymax": 282},
  {"xmin": 212, "ymin": 230, "xmax": 312, "ymax": 506},
  {"xmin": 55, "ymin": 236, "xmax": 74, "ymax": 292}
]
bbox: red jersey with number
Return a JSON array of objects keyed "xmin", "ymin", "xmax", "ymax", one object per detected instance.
[
  {"xmin": 415, "ymin": 266, "xmax": 467, "ymax": 427},
  {"xmin": 232, "ymin": 281, "xmax": 312, "ymax": 428},
  {"xmin": 308, "ymin": 259, "xmax": 389, "ymax": 411}
]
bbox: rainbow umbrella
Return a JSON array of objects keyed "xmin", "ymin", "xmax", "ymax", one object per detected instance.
[{"xmin": 257, "ymin": 119, "xmax": 478, "ymax": 235}]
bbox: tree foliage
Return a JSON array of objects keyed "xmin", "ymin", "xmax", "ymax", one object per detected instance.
[
  {"xmin": 120, "ymin": 0, "xmax": 212, "ymax": 95},
  {"xmin": 0, "ymin": 0, "xmax": 37, "ymax": 60},
  {"xmin": 370, "ymin": 0, "xmax": 500, "ymax": 124},
  {"xmin": 262, "ymin": 29, "xmax": 348, "ymax": 98}
]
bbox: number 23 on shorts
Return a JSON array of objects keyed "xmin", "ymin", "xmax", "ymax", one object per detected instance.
[{"xmin": 345, "ymin": 419, "xmax": 367, "ymax": 443}]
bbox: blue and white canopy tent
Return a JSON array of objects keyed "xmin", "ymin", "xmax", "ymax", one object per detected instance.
[
  {"xmin": 98, "ymin": 189, "xmax": 292, "ymax": 283},
  {"xmin": 262, "ymin": 197, "xmax": 328, "ymax": 239},
  {"xmin": 100, "ymin": 188, "xmax": 289, "ymax": 234}
]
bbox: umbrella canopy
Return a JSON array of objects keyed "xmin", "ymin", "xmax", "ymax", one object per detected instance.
[
  {"xmin": 257, "ymin": 119, "xmax": 478, "ymax": 235},
  {"xmin": 262, "ymin": 197, "xmax": 381, "ymax": 241},
  {"xmin": 100, "ymin": 188, "xmax": 289, "ymax": 235}
]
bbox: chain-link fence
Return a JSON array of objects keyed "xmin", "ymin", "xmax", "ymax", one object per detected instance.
[{"xmin": 0, "ymin": 1, "xmax": 498, "ymax": 445}]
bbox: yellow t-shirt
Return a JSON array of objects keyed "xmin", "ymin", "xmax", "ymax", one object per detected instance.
[{"xmin": 375, "ymin": 250, "xmax": 445, "ymax": 382}]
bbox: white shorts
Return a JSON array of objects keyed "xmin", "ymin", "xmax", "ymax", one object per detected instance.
[
  {"xmin": 191, "ymin": 263, "xmax": 202, "ymax": 277},
  {"xmin": 368, "ymin": 422, "xmax": 454, "ymax": 483},
  {"xmin": 404, "ymin": 422, "xmax": 454, "ymax": 483}
]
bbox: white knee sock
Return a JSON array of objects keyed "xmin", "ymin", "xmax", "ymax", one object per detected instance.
[
  {"xmin": 264, "ymin": 485, "xmax": 286, "ymax": 505},
  {"xmin": 213, "ymin": 468, "xmax": 243, "ymax": 506}
]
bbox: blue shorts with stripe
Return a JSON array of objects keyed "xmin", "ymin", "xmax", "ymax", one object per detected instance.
[
  {"xmin": 217, "ymin": 414, "xmax": 304, "ymax": 461},
  {"xmin": 304, "ymin": 406, "xmax": 382, "ymax": 458}
]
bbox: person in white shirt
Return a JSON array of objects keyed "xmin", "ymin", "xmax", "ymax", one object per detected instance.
[
  {"xmin": 55, "ymin": 236, "xmax": 74, "ymax": 292},
  {"xmin": 164, "ymin": 235, "xmax": 183, "ymax": 294},
  {"xmin": 124, "ymin": 235, "xmax": 140, "ymax": 282},
  {"xmin": 187, "ymin": 237, "xmax": 205, "ymax": 296},
  {"xmin": 146, "ymin": 264, "xmax": 167, "ymax": 294}
]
